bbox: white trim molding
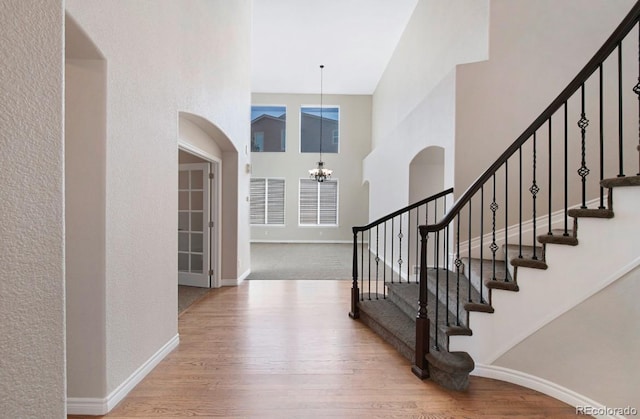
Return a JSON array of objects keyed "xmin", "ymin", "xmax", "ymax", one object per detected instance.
[
  {"xmin": 472, "ymin": 364, "xmax": 625, "ymax": 419},
  {"xmin": 67, "ymin": 334, "xmax": 180, "ymax": 415},
  {"xmin": 221, "ymin": 268, "xmax": 251, "ymax": 287}
]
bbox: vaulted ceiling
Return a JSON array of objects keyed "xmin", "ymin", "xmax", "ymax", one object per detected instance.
[{"xmin": 251, "ymin": 0, "xmax": 418, "ymax": 95}]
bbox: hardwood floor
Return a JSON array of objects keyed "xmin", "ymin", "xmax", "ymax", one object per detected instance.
[{"xmin": 69, "ymin": 280, "xmax": 577, "ymax": 418}]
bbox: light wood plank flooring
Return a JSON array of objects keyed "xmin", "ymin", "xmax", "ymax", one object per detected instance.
[{"xmin": 69, "ymin": 280, "xmax": 577, "ymax": 418}]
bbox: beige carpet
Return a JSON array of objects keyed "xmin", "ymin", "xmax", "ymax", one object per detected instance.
[
  {"xmin": 247, "ymin": 242, "xmax": 352, "ymax": 280},
  {"xmin": 178, "ymin": 285, "xmax": 211, "ymax": 314}
]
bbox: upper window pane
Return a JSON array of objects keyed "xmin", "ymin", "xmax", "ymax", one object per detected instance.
[
  {"xmin": 251, "ymin": 106, "xmax": 286, "ymax": 152},
  {"xmin": 300, "ymin": 106, "xmax": 339, "ymax": 153}
]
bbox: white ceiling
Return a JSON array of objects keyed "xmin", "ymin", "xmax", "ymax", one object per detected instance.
[{"xmin": 251, "ymin": 0, "xmax": 418, "ymax": 95}]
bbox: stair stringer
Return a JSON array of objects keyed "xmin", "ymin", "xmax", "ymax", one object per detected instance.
[{"xmin": 449, "ymin": 187, "xmax": 640, "ymax": 365}]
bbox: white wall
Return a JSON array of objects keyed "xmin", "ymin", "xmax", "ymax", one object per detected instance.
[
  {"xmin": 65, "ymin": 0, "xmax": 252, "ymax": 408},
  {"xmin": 0, "ymin": 0, "xmax": 66, "ymax": 417},
  {"xmin": 366, "ymin": 0, "xmax": 489, "ymax": 221},
  {"xmin": 251, "ymin": 93, "xmax": 371, "ymax": 242}
]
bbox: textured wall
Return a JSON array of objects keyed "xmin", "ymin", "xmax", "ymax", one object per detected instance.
[
  {"xmin": 0, "ymin": 0, "xmax": 66, "ymax": 417},
  {"xmin": 65, "ymin": 0, "xmax": 251, "ymax": 400}
]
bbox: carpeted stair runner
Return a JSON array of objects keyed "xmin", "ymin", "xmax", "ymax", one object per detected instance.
[{"xmin": 355, "ymin": 176, "xmax": 639, "ymax": 392}]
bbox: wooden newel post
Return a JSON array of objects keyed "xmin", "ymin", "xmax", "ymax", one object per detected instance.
[
  {"xmin": 349, "ymin": 230, "xmax": 360, "ymax": 319},
  {"xmin": 412, "ymin": 225, "xmax": 430, "ymax": 379}
]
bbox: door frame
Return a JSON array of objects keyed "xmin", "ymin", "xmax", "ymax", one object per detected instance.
[{"xmin": 178, "ymin": 142, "xmax": 222, "ymax": 288}]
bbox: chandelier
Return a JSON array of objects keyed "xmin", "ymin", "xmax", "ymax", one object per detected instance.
[{"xmin": 308, "ymin": 64, "xmax": 333, "ymax": 182}]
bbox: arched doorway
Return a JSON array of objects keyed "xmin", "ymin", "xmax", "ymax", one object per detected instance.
[{"xmin": 178, "ymin": 112, "xmax": 238, "ymax": 289}]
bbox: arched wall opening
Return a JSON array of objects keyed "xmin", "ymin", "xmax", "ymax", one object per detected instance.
[
  {"xmin": 408, "ymin": 146, "xmax": 447, "ymax": 269},
  {"xmin": 178, "ymin": 112, "xmax": 239, "ymax": 284},
  {"xmin": 409, "ymin": 146, "xmax": 445, "ymax": 204}
]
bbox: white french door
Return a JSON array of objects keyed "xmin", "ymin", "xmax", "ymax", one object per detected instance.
[{"xmin": 178, "ymin": 163, "xmax": 211, "ymax": 287}]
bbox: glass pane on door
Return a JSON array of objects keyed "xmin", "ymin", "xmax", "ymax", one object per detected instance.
[{"xmin": 178, "ymin": 162, "xmax": 210, "ymax": 287}]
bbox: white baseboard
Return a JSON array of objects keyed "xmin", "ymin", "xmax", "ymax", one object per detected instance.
[
  {"xmin": 221, "ymin": 268, "xmax": 251, "ymax": 287},
  {"xmin": 67, "ymin": 334, "xmax": 180, "ymax": 415},
  {"xmin": 472, "ymin": 364, "xmax": 624, "ymax": 419}
]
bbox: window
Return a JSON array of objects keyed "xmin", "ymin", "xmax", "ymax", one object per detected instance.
[
  {"xmin": 299, "ymin": 179, "xmax": 338, "ymax": 225},
  {"xmin": 300, "ymin": 106, "xmax": 339, "ymax": 153},
  {"xmin": 250, "ymin": 178, "xmax": 285, "ymax": 225},
  {"xmin": 251, "ymin": 106, "xmax": 286, "ymax": 152}
]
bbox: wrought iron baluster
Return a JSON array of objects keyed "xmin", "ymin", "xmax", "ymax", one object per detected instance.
[
  {"xmin": 600, "ymin": 63, "xmax": 606, "ymax": 209},
  {"xmin": 618, "ymin": 41, "xmax": 626, "ymax": 177},
  {"xmin": 375, "ymin": 225, "xmax": 379, "ymax": 300},
  {"xmin": 467, "ymin": 200, "xmax": 472, "ymax": 303},
  {"xmin": 548, "ymin": 118, "xmax": 553, "ymax": 234},
  {"xmin": 398, "ymin": 216, "xmax": 403, "ymax": 283},
  {"xmin": 434, "ymin": 230, "xmax": 440, "ymax": 350},
  {"xmin": 490, "ymin": 174, "xmax": 499, "ymax": 281},
  {"xmin": 504, "ymin": 160, "xmax": 509, "ymax": 282},
  {"xmin": 480, "ymin": 185, "xmax": 484, "ymax": 302},
  {"xmin": 415, "ymin": 206, "xmax": 420, "ymax": 283},
  {"xmin": 367, "ymin": 230, "xmax": 372, "ymax": 300},
  {"xmin": 518, "ymin": 147, "xmax": 523, "ymax": 258},
  {"xmin": 383, "ymin": 222, "xmax": 387, "ymax": 297},
  {"xmin": 635, "ymin": 22, "xmax": 640, "ymax": 176},
  {"xmin": 578, "ymin": 84, "xmax": 590, "ymax": 209},
  {"xmin": 390, "ymin": 220, "xmax": 394, "ymax": 284},
  {"xmin": 445, "ymin": 219, "xmax": 450, "ymax": 326},
  {"xmin": 433, "ymin": 200, "xmax": 438, "ymax": 265},
  {"xmin": 455, "ymin": 214, "xmax": 462, "ymax": 325},
  {"xmin": 564, "ymin": 102, "xmax": 569, "ymax": 236},
  {"xmin": 531, "ymin": 133, "xmax": 539, "ymax": 260},
  {"xmin": 407, "ymin": 209, "xmax": 411, "ymax": 284}
]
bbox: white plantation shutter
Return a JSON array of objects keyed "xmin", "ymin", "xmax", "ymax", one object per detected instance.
[
  {"xmin": 250, "ymin": 178, "xmax": 285, "ymax": 225},
  {"xmin": 250, "ymin": 178, "xmax": 266, "ymax": 224},
  {"xmin": 299, "ymin": 179, "xmax": 338, "ymax": 225},
  {"xmin": 266, "ymin": 179, "xmax": 285, "ymax": 224},
  {"xmin": 299, "ymin": 179, "xmax": 319, "ymax": 224},
  {"xmin": 319, "ymin": 180, "xmax": 338, "ymax": 224}
]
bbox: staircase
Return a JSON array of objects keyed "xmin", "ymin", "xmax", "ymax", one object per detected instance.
[{"xmin": 349, "ymin": 1, "xmax": 640, "ymax": 394}]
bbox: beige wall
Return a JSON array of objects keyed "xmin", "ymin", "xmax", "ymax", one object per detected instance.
[
  {"xmin": 454, "ymin": 0, "xmax": 637, "ymax": 231},
  {"xmin": 495, "ymin": 264, "xmax": 640, "ymax": 409},
  {"xmin": 251, "ymin": 93, "xmax": 371, "ymax": 242},
  {"xmin": 65, "ymin": 55, "xmax": 108, "ymax": 398},
  {"xmin": 0, "ymin": 0, "xmax": 66, "ymax": 416}
]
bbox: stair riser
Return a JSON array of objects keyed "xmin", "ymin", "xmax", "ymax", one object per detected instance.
[
  {"xmin": 358, "ymin": 310, "xmax": 414, "ymax": 362},
  {"xmin": 387, "ymin": 284, "xmax": 463, "ymax": 349}
]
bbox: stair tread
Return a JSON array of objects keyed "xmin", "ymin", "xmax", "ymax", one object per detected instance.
[
  {"xmin": 462, "ymin": 257, "xmax": 512, "ymax": 283},
  {"xmin": 387, "ymin": 282, "xmax": 468, "ymax": 346},
  {"xmin": 464, "ymin": 302, "xmax": 494, "ymax": 313},
  {"xmin": 568, "ymin": 208, "xmax": 614, "ymax": 218},
  {"xmin": 485, "ymin": 279, "xmax": 519, "ymax": 292},
  {"xmin": 503, "ymin": 244, "xmax": 544, "ymax": 260},
  {"xmin": 601, "ymin": 175, "xmax": 640, "ymax": 188},
  {"xmin": 538, "ymin": 229, "xmax": 578, "ymax": 246},
  {"xmin": 444, "ymin": 325, "xmax": 473, "ymax": 336}
]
